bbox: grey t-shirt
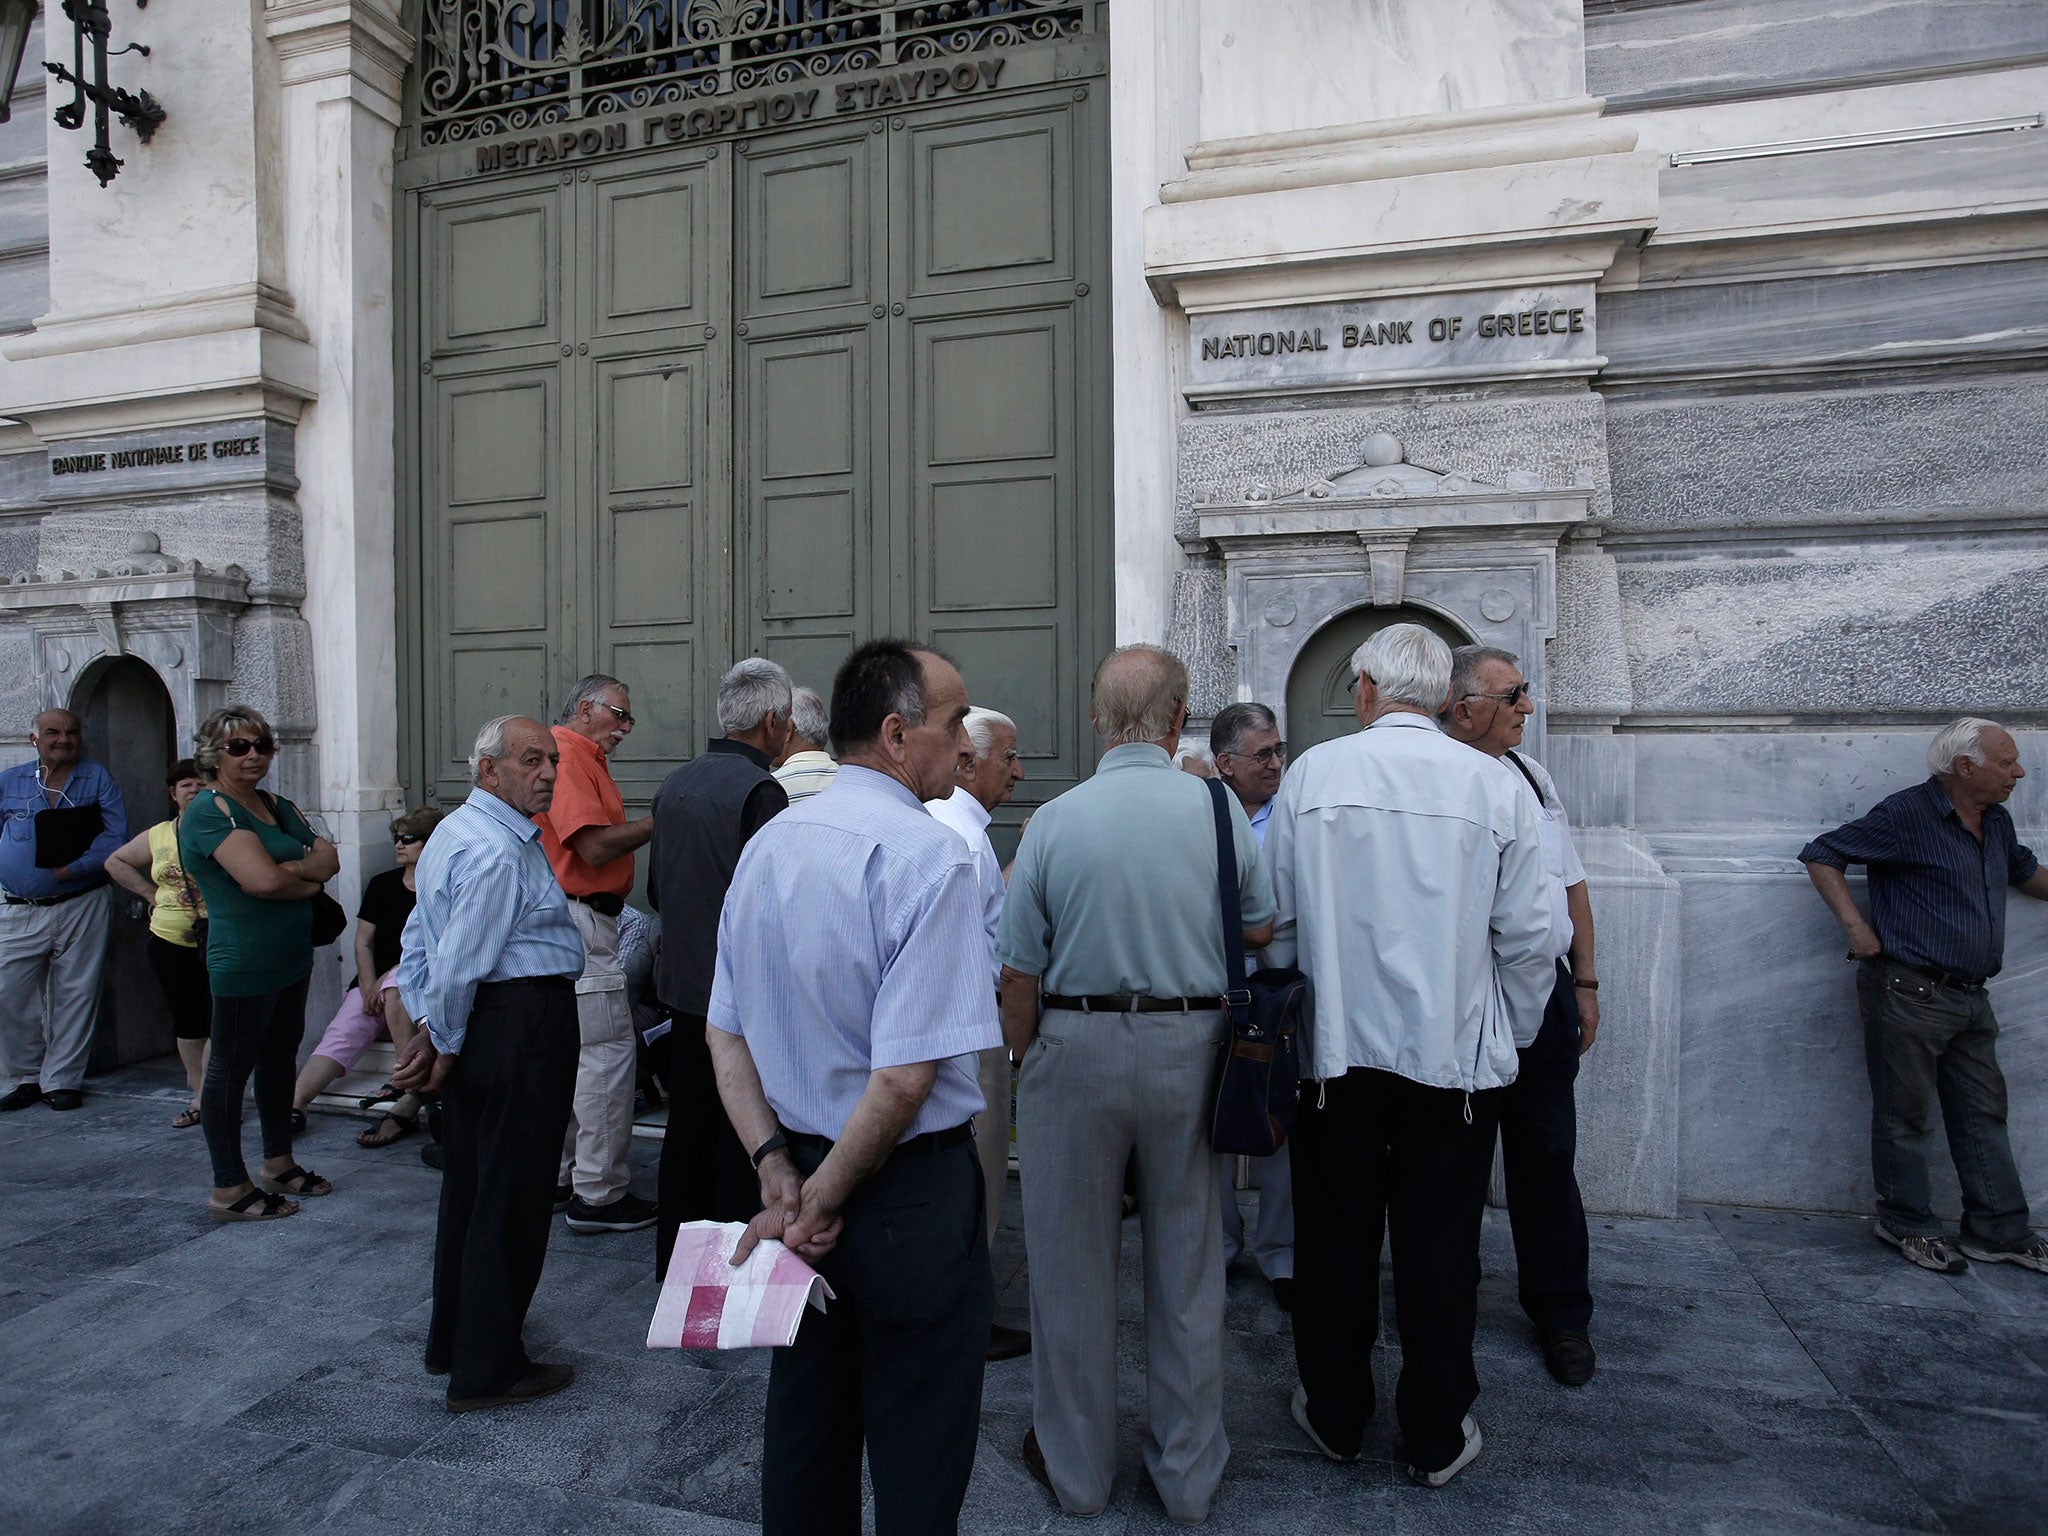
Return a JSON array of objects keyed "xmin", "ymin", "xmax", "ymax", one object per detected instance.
[{"xmin": 996, "ymin": 743, "xmax": 1275, "ymax": 997}]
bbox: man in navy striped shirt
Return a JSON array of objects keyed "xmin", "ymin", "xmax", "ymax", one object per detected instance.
[{"xmin": 1801, "ymin": 718, "xmax": 2048, "ymax": 1276}]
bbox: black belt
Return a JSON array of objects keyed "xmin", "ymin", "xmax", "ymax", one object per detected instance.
[
  {"xmin": 4, "ymin": 879, "xmax": 107, "ymax": 908},
  {"xmin": 475, "ymin": 974, "xmax": 577, "ymax": 996},
  {"xmin": 1043, "ymin": 994, "xmax": 1225, "ymax": 1013},
  {"xmin": 1879, "ymin": 956, "xmax": 1986, "ymax": 992},
  {"xmin": 568, "ymin": 892, "xmax": 625, "ymax": 918},
  {"xmin": 786, "ymin": 1122, "xmax": 973, "ymax": 1158}
]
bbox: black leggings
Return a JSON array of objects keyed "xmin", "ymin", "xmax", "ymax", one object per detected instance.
[
  {"xmin": 145, "ymin": 935, "xmax": 213, "ymax": 1041},
  {"xmin": 200, "ymin": 975, "xmax": 310, "ymax": 1189}
]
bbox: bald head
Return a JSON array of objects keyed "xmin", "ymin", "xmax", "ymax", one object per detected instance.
[
  {"xmin": 1091, "ymin": 645, "xmax": 1189, "ymax": 747},
  {"xmin": 31, "ymin": 709, "xmax": 82, "ymax": 773}
]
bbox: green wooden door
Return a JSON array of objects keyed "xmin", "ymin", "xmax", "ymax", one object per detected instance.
[{"xmin": 403, "ymin": 69, "xmax": 1108, "ymax": 828}]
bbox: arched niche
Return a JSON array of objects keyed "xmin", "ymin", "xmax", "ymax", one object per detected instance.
[{"xmin": 1283, "ymin": 603, "xmax": 1469, "ymax": 756}]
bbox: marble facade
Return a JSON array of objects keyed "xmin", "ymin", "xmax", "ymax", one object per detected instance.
[{"xmin": 0, "ymin": 0, "xmax": 2037, "ymax": 1221}]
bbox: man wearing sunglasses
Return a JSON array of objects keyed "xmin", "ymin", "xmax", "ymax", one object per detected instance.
[
  {"xmin": 0, "ymin": 708, "xmax": 128, "ymax": 1113},
  {"xmin": 1210, "ymin": 701, "xmax": 1295, "ymax": 1312},
  {"xmin": 536, "ymin": 673, "xmax": 657, "ymax": 1235},
  {"xmin": 1441, "ymin": 646, "xmax": 1600, "ymax": 1388}
]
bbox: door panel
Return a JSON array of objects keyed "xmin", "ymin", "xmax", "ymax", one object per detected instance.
[
  {"xmin": 429, "ymin": 178, "xmax": 563, "ymax": 355},
  {"xmin": 741, "ymin": 133, "xmax": 877, "ymax": 316},
  {"xmin": 911, "ymin": 107, "xmax": 1073, "ymax": 294}
]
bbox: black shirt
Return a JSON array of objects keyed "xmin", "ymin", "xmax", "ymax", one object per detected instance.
[
  {"xmin": 648, "ymin": 739, "xmax": 788, "ymax": 1014},
  {"xmin": 1799, "ymin": 777, "xmax": 2039, "ymax": 980},
  {"xmin": 357, "ymin": 867, "xmax": 417, "ymax": 979}
]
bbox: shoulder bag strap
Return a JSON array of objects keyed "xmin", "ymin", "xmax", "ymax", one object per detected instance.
[
  {"xmin": 1206, "ymin": 778, "xmax": 1248, "ymax": 1008},
  {"xmin": 1503, "ymin": 749, "xmax": 1545, "ymax": 804}
]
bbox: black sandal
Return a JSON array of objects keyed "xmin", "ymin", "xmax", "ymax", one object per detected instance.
[
  {"xmin": 357, "ymin": 1113, "xmax": 417, "ymax": 1149},
  {"xmin": 210, "ymin": 1188, "xmax": 298, "ymax": 1224},
  {"xmin": 357, "ymin": 1083, "xmax": 400, "ymax": 1109},
  {"xmin": 257, "ymin": 1164, "xmax": 333, "ymax": 1197}
]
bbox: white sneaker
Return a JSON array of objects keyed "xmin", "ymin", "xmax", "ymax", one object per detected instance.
[
  {"xmin": 1874, "ymin": 1221, "xmax": 1967, "ymax": 1274},
  {"xmin": 1958, "ymin": 1236, "xmax": 2048, "ymax": 1274},
  {"xmin": 1408, "ymin": 1415, "xmax": 1482, "ymax": 1488},
  {"xmin": 1290, "ymin": 1383, "xmax": 1357, "ymax": 1463}
]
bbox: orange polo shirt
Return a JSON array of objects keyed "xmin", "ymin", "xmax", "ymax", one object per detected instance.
[{"xmin": 534, "ymin": 725, "xmax": 633, "ymax": 898}]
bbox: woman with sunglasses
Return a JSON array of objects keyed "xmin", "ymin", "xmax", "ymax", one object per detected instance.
[
  {"xmin": 290, "ymin": 806, "xmax": 443, "ymax": 1145},
  {"xmin": 104, "ymin": 759, "xmax": 213, "ymax": 1128},
  {"xmin": 179, "ymin": 706, "xmax": 341, "ymax": 1222}
]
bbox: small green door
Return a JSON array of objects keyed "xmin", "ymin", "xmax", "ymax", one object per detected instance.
[{"xmin": 1284, "ymin": 607, "xmax": 1469, "ymax": 755}]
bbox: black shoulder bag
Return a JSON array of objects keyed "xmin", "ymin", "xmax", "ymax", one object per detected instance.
[
  {"xmin": 1205, "ymin": 778, "xmax": 1310, "ymax": 1157},
  {"xmin": 259, "ymin": 790, "xmax": 349, "ymax": 947}
]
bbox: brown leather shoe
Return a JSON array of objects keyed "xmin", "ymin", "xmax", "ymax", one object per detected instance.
[
  {"xmin": 986, "ymin": 1323, "xmax": 1032, "ymax": 1362},
  {"xmin": 1022, "ymin": 1426, "xmax": 1054, "ymax": 1497},
  {"xmin": 446, "ymin": 1360, "xmax": 574, "ymax": 1413}
]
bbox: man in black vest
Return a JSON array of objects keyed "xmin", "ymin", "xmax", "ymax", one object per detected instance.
[{"xmin": 650, "ymin": 657, "xmax": 794, "ymax": 1277}]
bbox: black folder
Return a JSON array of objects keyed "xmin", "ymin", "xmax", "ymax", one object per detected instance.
[{"xmin": 33, "ymin": 805, "xmax": 103, "ymax": 869}]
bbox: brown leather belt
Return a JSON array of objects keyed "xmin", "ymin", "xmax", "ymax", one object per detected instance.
[{"xmin": 1042, "ymin": 994, "xmax": 1225, "ymax": 1013}]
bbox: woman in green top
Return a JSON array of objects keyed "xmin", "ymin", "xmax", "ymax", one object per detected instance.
[{"xmin": 179, "ymin": 706, "xmax": 341, "ymax": 1223}]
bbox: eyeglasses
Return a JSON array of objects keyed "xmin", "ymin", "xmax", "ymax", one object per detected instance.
[
  {"xmin": 1463, "ymin": 683, "xmax": 1534, "ymax": 708},
  {"xmin": 222, "ymin": 736, "xmax": 277, "ymax": 758},
  {"xmin": 600, "ymin": 703, "xmax": 636, "ymax": 728},
  {"xmin": 1223, "ymin": 743, "xmax": 1288, "ymax": 765},
  {"xmin": 1345, "ymin": 673, "xmax": 1373, "ymax": 697},
  {"xmin": 393, "ymin": 833, "xmax": 425, "ymax": 846}
]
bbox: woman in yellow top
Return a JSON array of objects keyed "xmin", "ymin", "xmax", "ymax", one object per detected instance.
[{"xmin": 106, "ymin": 759, "xmax": 212, "ymax": 1128}]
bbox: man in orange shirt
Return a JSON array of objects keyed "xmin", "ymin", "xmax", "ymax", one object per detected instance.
[{"xmin": 536, "ymin": 673, "xmax": 656, "ymax": 1233}]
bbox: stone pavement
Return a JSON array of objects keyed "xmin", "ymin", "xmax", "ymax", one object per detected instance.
[{"xmin": 2, "ymin": 1060, "xmax": 2044, "ymax": 1536}]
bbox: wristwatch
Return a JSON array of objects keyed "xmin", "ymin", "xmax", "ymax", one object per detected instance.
[{"xmin": 749, "ymin": 1129, "xmax": 789, "ymax": 1169}]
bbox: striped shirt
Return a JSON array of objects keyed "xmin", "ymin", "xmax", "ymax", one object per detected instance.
[
  {"xmin": 707, "ymin": 764, "xmax": 1000, "ymax": 1141},
  {"xmin": 772, "ymin": 749, "xmax": 840, "ymax": 804},
  {"xmin": 1800, "ymin": 777, "xmax": 2039, "ymax": 980},
  {"xmin": 397, "ymin": 787, "xmax": 586, "ymax": 1054}
]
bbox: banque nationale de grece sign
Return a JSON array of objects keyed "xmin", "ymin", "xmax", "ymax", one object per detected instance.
[
  {"xmin": 472, "ymin": 56, "xmax": 1009, "ymax": 174},
  {"xmin": 1187, "ymin": 286, "xmax": 1600, "ymax": 396}
]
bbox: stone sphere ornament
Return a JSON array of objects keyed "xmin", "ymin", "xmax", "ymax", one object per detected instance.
[{"xmin": 1362, "ymin": 432, "xmax": 1403, "ymax": 467}]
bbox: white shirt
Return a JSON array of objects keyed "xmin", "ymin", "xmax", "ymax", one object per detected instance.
[
  {"xmin": 706, "ymin": 766, "xmax": 999, "ymax": 1141},
  {"xmin": 1503, "ymin": 750, "xmax": 1586, "ymax": 964},
  {"xmin": 1265, "ymin": 713, "xmax": 1556, "ymax": 1092},
  {"xmin": 927, "ymin": 785, "xmax": 1005, "ymax": 986}
]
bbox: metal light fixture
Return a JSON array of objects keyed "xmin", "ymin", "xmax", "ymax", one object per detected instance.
[{"xmin": 12, "ymin": 0, "xmax": 166, "ymax": 187}]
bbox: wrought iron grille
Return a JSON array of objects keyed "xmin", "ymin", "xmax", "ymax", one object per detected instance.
[{"xmin": 414, "ymin": 0, "xmax": 1094, "ymax": 145}]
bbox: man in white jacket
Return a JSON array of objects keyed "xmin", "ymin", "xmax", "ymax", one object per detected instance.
[{"xmin": 1265, "ymin": 623, "xmax": 1554, "ymax": 1488}]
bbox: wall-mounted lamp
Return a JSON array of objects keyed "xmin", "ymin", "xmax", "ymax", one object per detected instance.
[{"xmin": 0, "ymin": 1, "xmax": 166, "ymax": 187}]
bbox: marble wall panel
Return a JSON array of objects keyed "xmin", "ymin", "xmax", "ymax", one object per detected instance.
[
  {"xmin": 0, "ymin": 625, "xmax": 35, "ymax": 735},
  {"xmin": 1671, "ymin": 857, "xmax": 2047, "ymax": 1216},
  {"xmin": 1166, "ymin": 561, "xmax": 1233, "ymax": 716},
  {"xmin": 1604, "ymin": 376, "xmax": 2048, "ymax": 536},
  {"xmin": 1586, "ymin": 0, "xmax": 2048, "ymax": 109},
  {"xmin": 0, "ymin": 248, "xmax": 49, "ymax": 339},
  {"xmin": 0, "ymin": 450, "xmax": 42, "ymax": 512},
  {"xmin": 1551, "ymin": 544, "xmax": 1632, "ymax": 716},
  {"xmin": 1617, "ymin": 547, "xmax": 2048, "ymax": 716},
  {"xmin": 34, "ymin": 488, "xmax": 305, "ymax": 592},
  {"xmin": 1600, "ymin": 258, "xmax": 2048, "ymax": 384}
]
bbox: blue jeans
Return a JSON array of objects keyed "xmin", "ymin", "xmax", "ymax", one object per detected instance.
[{"xmin": 1859, "ymin": 958, "xmax": 2031, "ymax": 1249}]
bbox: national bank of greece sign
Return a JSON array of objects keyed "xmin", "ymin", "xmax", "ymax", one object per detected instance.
[{"xmin": 1186, "ymin": 285, "xmax": 1598, "ymax": 398}]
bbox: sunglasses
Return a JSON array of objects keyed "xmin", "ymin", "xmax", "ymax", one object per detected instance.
[
  {"xmin": 600, "ymin": 702, "xmax": 636, "ymax": 728},
  {"xmin": 222, "ymin": 736, "xmax": 277, "ymax": 758},
  {"xmin": 393, "ymin": 833, "xmax": 426, "ymax": 846},
  {"xmin": 1464, "ymin": 683, "xmax": 1533, "ymax": 708}
]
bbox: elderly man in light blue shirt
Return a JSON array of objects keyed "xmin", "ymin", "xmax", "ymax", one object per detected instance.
[
  {"xmin": 707, "ymin": 639, "xmax": 999, "ymax": 1536},
  {"xmin": 393, "ymin": 715, "xmax": 585, "ymax": 1415}
]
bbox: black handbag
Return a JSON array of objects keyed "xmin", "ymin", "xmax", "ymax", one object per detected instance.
[
  {"xmin": 260, "ymin": 790, "xmax": 349, "ymax": 947},
  {"xmin": 1205, "ymin": 778, "xmax": 1309, "ymax": 1157}
]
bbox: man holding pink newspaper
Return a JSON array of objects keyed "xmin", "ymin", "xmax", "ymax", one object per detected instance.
[{"xmin": 705, "ymin": 639, "xmax": 1000, "ymax": 1536}]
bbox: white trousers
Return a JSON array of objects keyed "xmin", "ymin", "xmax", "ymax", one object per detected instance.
[
  {"xmin": 557, "ymin": 902, "xmax": 637, "ymax": 1204},
  {"xmin": 0, "ymin": 888, "xmax": 111, "ymax": 1092}
]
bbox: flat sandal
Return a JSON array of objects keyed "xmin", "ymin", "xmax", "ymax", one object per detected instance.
[
  {"xmin": 210, "ymin": 1188, "xmax": 298, "ymax": 1224},
  {"xmin": 257, "ymin": 1164, "xmax": 333, "ymax": 1198}
]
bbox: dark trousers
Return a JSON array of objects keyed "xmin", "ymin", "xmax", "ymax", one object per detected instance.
[
  {"xmin": 200, "ymin": 975, "xmax": 309, "ymax": 1188},
  {"xmin": 428, "ymin": 979, "xmax": 579, "ymax": 1399},
  {"xmin": 1291, "ymin": 1065, "xmax": 1502, "ymax": 1475},
  {"xmin": 1499, "ymin": 961, "xmax": 1593, "ymax": 1335},
  {"xmin": 1860, "ymin": 958, "xmax": 2032, "ymax": 1249},
  {"xmin": 762, "ymin": 1132, "xmax": 994, "ymax": 1536},
  {"xmin": 654, "ymin": 1011, "xmax": 760, "ymax": 1279}
]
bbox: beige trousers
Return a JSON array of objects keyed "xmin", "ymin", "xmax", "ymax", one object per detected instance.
[
  {"xmin": 557, "ymin": 902, "xmax": 637, "ymax": 1204},
  {"xmin": 975, "ymin": 1045, "xmax": 1012, "ymax": 1241}
]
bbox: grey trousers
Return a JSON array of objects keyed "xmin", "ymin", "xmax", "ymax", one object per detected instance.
[
  {"xmin": 0, "ymin": 888, "xmax": 110, "ymax": 1092},
  {"xmin": 557, "ymin": 902, "xmax": 636, "ymax": 1204},
  {"xmin": 1219, "ymin": 1141, "xmax": 1294, "ymax": 1281},
  {"xmin": 976, "ymin": 1045, "xmax": 1012, "ymax": 1243},
  {"xmin": 1018, "ymin": 1006, "xmax": 1229, "ymax": 1523}
]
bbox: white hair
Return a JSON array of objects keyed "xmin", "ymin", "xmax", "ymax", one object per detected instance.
[
  {"xmin": 963, "ymin": 706, "xmax": 1016, "ymax": 760},
  {"xmin": 469, "ymin": 715, "xmax": 520, "ymax": 784},
  {"xmin": 1927, "ymin": 717, "xmax": 2007, "ymax": 777},
  {"xmin": 717, "ymin": 657, "xmax": 793, "ymax": 734},
  {"xmin": 1353, "ymin": 623, "xmax": 1453, "ymax": 712},
  {"xmin": 788, "ymin": 685, "xmax": 830, "ymax": 748}
]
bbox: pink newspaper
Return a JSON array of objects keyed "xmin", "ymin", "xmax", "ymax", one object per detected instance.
[{"xmin": 646, "ymin": 1220, "xmax": 836, "ymax": 1350}]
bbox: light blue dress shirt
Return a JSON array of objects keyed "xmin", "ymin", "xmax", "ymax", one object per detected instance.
[
  {"xmin": 0, "ymin": 758, "xmax": 128, "ymax": 899},
  {"xmin": 707, "ymin": 764, "xmax": 1001, "ymax": 1142},
  {"xmin": 398, "ymin": 787, "xmax": 584, "ymax": 1055}
]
